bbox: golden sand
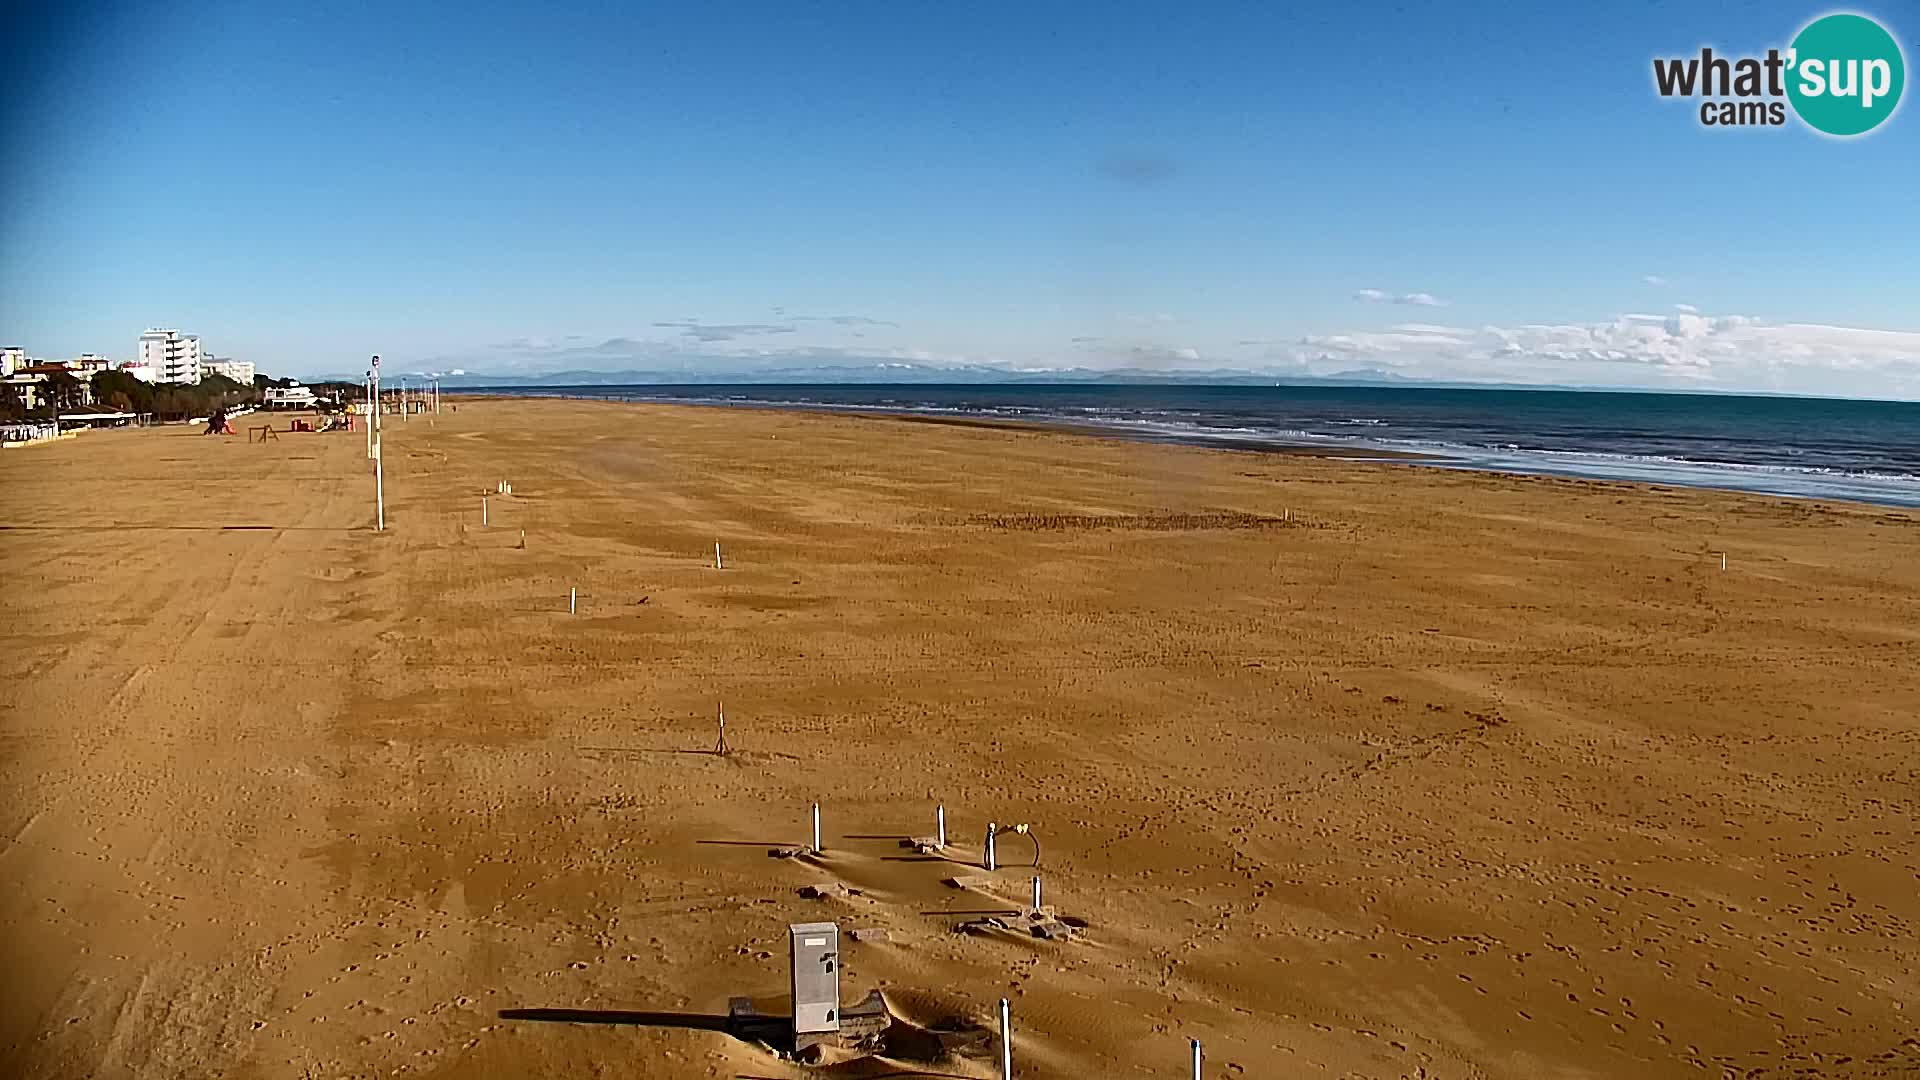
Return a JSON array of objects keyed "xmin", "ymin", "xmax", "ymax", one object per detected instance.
[{"xmin": 2, "ymin": 398, "xmax": 1916, "ymax": 1079}]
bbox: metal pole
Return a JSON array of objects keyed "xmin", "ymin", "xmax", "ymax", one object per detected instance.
[
  {"xmin": 812, "ymin": 802, "xmax": 822, "ymax": 853},
  {"xmin": 569, "ymin": 587, "xmax": 576, "ymax": 614},
  {"xmin": 715, "ymin": 541, "xmax": 723, "ymax": 570},
  {"xmin": 1191, "ymin": 1037, "xmax": 1202, "ymax": 1080},
  {"xmin": 482, "ymin": 497, "xmax": 488, "ymax": 527},
  {"xmin": 1031, "ymin": 875, "xmax": 1041, "ymax": 912},
  {"xmin": 999, "ymin": 998, "xmax": 1012, "ymax": 1080},
  {"xmin": 984, "ymin": 823, "xmax": 997, "ymax": 871},
  {"xmin": 374, "ymin": 440, "xmax": 385, "ymax": 531},
  {"xmin": 937, "ymin": 804, "xmax": 946, "ymax": 848}
]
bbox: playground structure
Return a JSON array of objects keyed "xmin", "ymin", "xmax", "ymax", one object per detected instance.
[{"xmin": 238, "ymin": 413, "xmax": 358, "ymax": 442}]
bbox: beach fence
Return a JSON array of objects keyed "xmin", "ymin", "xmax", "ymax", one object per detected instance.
[{"xmin": 1, "ymin": 422, "xmax": 60, "ymax": 446}]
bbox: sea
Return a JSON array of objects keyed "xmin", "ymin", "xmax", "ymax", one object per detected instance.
[{"xmin": 488, "ymin": 383, "xmax": 1920, "ymax": 509}]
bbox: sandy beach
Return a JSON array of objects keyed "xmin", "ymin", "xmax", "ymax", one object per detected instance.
[{"xmin": 2, "ymin": 396, "xmax": 1916, "ymax": 1080}]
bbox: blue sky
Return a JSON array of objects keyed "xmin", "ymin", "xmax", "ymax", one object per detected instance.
[{"xmin": 2, "ymin": 1, "xmax": 1917, "ymax": 396}]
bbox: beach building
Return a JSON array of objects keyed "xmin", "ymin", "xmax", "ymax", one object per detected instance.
[
  {"xmin": 138, "ymin": 329, "xmax": 203, "ymax": 384},
  {"xmin": 3, "ymin": 364, "xmax": 93, "ymax": 411},
  {"xmin": 263, "ymin": 383, "xmax": 318, "ymax": 409},
  {"xmin": 1, "ymin": 346, "xmax": 25, "ymax": 377},
  {"xmin": 69, "ymin": 354, "xmax": 115, "ymax": 377},
  {"xmin": 2, "ymin": 373, "xmax": 44, "ymax": 410},
  {"xmin": 118, "ymin": 362, "xmax": 160, "ymax": 383},
  {"xmin": 204, "ymin": 358, "xmax": 256, "ymax": 384}
]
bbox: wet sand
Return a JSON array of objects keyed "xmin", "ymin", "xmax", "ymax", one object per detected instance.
[{"xmin": 2, "ymin": 397, "xmax": 1917, "ymax": 1079}]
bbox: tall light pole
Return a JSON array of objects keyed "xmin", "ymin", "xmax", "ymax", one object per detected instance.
[{"xmin": 371, "ymin": 355, "xmax": 384, "ymax": 531}]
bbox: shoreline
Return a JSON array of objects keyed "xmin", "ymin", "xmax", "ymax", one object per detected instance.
[{"xmin": 453, "ymin": 391, "xmax": 1920, "ymax": 512}]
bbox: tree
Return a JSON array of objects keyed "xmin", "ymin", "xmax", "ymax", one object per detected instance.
[
  {"xmin": 44, "ymin": 370, "xmax": 86, "ymax": 413},
  {"xmin": 91, "ymin": 371, "xmax": 155, "ymax": 415},
  {"xmin": 0, "ymin": 382, "xmax": 26, "ymax": 423}
]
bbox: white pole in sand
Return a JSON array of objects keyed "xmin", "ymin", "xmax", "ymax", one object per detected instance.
[
  {"xmin": 482, "ymin": 497, "xmax": 488, "ymax": 527},
  {"xmin": 811, "ymin": 802, "xmax": 822, "ymax": 853},
  {"xmin": 1191, "ymin": 1037, "xmax": 1202, "ymax": 1080},
  {"xmin": 937, "ymin": 804, "xmax": 947, "ymax": 848},
  {"xmin": 984, "ymin": 822, "xmax": 997, "ymax": 871},
  {"xmin": 715, "ymin": 542, "xmax": 723, "ymax": 570},
  {"xmin": 1031, "ymin": 875, "xmax": 1042, "ymax": 912},
  {"xmin": 1721, "ymin": 552, "xmax": 1727, "ymax": 571},
  {"xmin": 999, "ymin": 998, "xmax": 1013, "ymax": 1080},
  {"xmin": 374, "ymin": 440, "xmax": 385, "ymax": 531},
  {"xmin": 569, "ymin": 587, "xmax": 577, "ymax": 615}
]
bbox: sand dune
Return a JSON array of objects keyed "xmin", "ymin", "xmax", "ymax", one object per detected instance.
[{"xmin": 2, "ymin": 397, "xmax": 1916, "ymax": 1079}]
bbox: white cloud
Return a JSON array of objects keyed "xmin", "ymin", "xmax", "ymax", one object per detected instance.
[
  {"xmin": 410, "ymin": 308, "xmax": 1919, "ymax": 399},
  {"xmin": 1674, "ymin": 303, "xmax": 1698, "ymax": 313},
  {"xmin": 1282, "ymin": 311, "xmax": 1920, "ymax": 397},
  {"xmin": 1644, "ymin": 275, "xmax": 1668, "ymax": 286},
  {"xmin": 1355, "ymin": 288, "xmax": 1445, "ymax": 306}
]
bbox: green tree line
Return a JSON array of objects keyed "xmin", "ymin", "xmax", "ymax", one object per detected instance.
[
  {"xmin": 85, "ymin": 370, "xmax": 257, "ymax": 421},
  {"xmin": 1, "ymin": 370, "xmax": 360, "ymax": 423}
]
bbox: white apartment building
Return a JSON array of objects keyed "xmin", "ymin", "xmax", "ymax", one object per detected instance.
[
  {"xmin": 1, "ymin": 346, "xmax": 24, "ymax": 377},
  {"xmin": 138, "ymin": 329, "xmax": 203, "ymax": 384},
  {"xmin": 204, "ymin": 358, "xmax": 255, "ymax": 384}
]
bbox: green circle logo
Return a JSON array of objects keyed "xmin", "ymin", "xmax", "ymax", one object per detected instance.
[{"xmin": 1787, "ymin": 13, "xmax": 1905, "ymax": 136}]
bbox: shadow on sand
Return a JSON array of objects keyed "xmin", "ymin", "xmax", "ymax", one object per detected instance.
[
  {"xmin": 498, "ymin": 996, "xmax": 993, "ymax": 1074},
  {"xmin": 500, "ymin": 1005, "xmax": 792, "ymax": 1053}
]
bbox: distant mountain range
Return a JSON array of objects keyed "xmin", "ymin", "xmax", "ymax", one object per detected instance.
[{"xmin": 318, "ymin": 362, "xmax": 1596, "ymax": 393}]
